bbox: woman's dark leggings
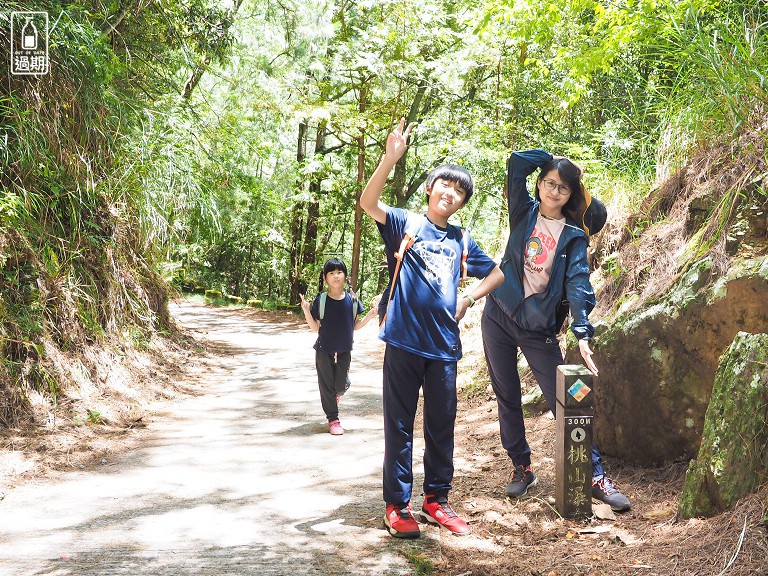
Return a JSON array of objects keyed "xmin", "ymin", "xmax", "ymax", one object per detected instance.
[{"xmin": 481, "ymin": 309, "xmax": 604, "ymax": 476}]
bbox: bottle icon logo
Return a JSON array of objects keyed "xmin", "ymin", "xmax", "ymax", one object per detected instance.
[
  {"xmin": 22, "ymin": 20, "xmax": 38, "ymax": 50},
  {"xmin": 10, "ymin": 11, "xmax": 49, "ymax": 76}
]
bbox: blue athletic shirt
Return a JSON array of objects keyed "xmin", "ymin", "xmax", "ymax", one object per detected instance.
[
  {"xmin": 377, "ymin": 207, "xmax": 497, "ymax": 361},
  {"xmin": 310, "ymin": 292, "xmax": 364, "ymax": 354}
]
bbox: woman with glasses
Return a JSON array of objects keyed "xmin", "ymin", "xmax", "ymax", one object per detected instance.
[{"xmin": 481, "ymin": 149, "xmax": 631, "ymax": 512}]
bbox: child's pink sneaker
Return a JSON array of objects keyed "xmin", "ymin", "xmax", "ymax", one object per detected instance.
[{"xmin": 328, "ymin": 420, "xmax": 344, "ymax": 435}]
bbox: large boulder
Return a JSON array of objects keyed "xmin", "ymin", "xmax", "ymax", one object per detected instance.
[
  {"xmin": 567, "ymin": 257, "xmax": 768, "ymax": 466},
  {"xmin": 678, "ymin": 332, "xmax": 768, "ymax": 518}
]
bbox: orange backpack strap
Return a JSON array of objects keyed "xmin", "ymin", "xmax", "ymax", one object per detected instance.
[{"xmin": 379, "ymin": 218, "xmax": 421, "ymax": 329}]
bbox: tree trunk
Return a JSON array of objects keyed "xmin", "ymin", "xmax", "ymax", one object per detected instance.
[
  {"xmin": 351, "ymin": 84, "xmax": 367, "ymax": 293},
  {"xmin": 182, "ymin": 54, "xmax": 212, "ymax": 100},
  {"xmin": 181, "ymin": 0, "xmax": 245, "ymax": 100},
  {"xmin": 301, "ymin": 123, "xmax": 325, "ymax": 299},
  {"xmin": 391, "ymin": 79, "xmax": 429, "ymax": 207},
  {"xmin": 289, "ymin": 121, "xmax": 308, "ymax": 305}
]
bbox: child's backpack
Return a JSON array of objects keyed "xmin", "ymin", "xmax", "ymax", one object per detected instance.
[
  {"xmin": 379, "ymin": 215, "xmax": 470, "ymax": 328},
  {"xmin": 318, "ymin": 290, "xmax": 359, "ymax": 321}
]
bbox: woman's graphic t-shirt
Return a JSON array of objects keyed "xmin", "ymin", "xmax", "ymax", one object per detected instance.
[{"xmin": 523, "ymin": 214, "xmax": 566, "ymax": 297}]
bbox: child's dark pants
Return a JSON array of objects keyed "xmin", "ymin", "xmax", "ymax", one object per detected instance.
[
  {"xmin": 382, "ymin": 344, "xmax": 457, "ymax": 506},
  {"xmin": 315, "ymin": 351, "xmax": 351, "ymax": 422}
]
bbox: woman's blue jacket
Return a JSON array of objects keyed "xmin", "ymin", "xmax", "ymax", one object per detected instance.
[{"xmin": 487, "ymin": 149, "xmax": 596, "ymax": 340}]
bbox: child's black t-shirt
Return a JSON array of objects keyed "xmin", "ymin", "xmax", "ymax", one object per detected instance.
[{"xmin": 310, "ymin": 293, "xmax": 364, "ymax": 354}]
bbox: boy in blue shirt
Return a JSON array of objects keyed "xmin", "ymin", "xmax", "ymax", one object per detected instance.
[{"xmin": 360, "ymin": 119, "xmax": 504, "ymax": 538}]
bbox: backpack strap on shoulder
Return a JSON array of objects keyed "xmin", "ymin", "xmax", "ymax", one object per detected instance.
[
  {"xmin": 394, "ymin": 230, "xmax": 416, "ymax": 263},
  {"xmin": 379, "ymin": 216, "xmax": 424, "ymax": 329},
  {"xmin": 348, "ymin": 289, "xmax": 359, "ymax": 321},
  {"xmin": 319, "ymin": 291, "xmax": 327, "ymax": 320}
]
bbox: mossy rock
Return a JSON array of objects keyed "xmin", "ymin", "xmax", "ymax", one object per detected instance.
[
  {"xmin": 204, "ymin": 290, "xmax": 222, "ymax": 299},
  {"xmin": 678, "ymin": 332, "xmax": 768, "ymax": 519},
  {"xmin": 193, "ymin": 286, "xmax": 206, "ymax": 294},
  {"xmin": 565, "ymin": 257, "xmax": 768, "ymax": 466},
  {"xmin": 522, "ymin": 386, "xmax": 548, "ymax": 417},
  {"xmin": 276, "ymin": 303, "xmax": 297, "ymax": 311},
  {"xmin": 226, "ymin": 295, "xmax": 243, "ymax": 304},
  {"xmin": 246, "ymin": 299, "xmax": 262, "ymax": 308},
  {"xmin": 765, "ymin": 493, "xmax": 768, "ymax": 527}
]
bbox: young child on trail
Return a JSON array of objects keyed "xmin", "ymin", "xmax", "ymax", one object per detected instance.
[
  {"xmin": 481, "ymin": 149, "xmax": 631, "ymax": 512},
  {"xmin": 300, "ymin": 258, "xmax": 377, "ymax": 436},
  {"xmin": 360, "ymin": 119, "xmax": 505, "ymax": 538}
]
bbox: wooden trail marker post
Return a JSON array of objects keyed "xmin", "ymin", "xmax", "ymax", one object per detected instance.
[{"xmin": 555, "ymin": 365, "xmax": 594, "ymax": 518}]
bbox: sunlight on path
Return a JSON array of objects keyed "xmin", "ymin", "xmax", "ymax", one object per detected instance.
[{"xmin": 0, "ymin": 300, "xmax": 435, "ymax": 575}]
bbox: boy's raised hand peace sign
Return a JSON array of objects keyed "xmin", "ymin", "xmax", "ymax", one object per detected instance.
[
  {"xmin": 385, "ymin": 118, "xmax": 414, "ymax": 163},
  {"xmin": 360, "ymin": 117, "xmax": 415, "ymax": 224}
]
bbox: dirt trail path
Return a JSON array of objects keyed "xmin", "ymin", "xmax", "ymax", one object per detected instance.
[
  {"xmin": 3, "ymin": 300, "xmax": 766, "ymax": 575},
  {"xmin": 0, "ymin": 300, "xmax": 447, "ymax": 575}
]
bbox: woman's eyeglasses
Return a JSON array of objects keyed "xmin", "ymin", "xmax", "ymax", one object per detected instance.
[{"xmin": 541, "ymin": 178, "xmax": 571, "ymax": 196}]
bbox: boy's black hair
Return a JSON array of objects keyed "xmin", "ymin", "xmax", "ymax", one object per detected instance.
[
  {"xmin": 425, "ymin": 164, "xmax": 474, "ymax": 204},
  {"xmin": 317, "ymin": 257, "xmax": 348, "ymax": 293}
]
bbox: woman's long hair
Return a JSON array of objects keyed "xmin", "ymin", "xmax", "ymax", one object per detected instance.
[{"xmin": 535, "ymin": 157, "xmax": 594, "ymax": 234}]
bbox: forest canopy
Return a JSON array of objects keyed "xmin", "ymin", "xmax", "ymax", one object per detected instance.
[{"xmin": 1, "ymin": 0, "xmax": 766, "ymax": 422}]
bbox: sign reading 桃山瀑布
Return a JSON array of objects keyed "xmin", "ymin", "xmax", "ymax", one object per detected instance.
[{"xmin": 555, "ymin": 366, "xmax": 595, "ymax": 518}]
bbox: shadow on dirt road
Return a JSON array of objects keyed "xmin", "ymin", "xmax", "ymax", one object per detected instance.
[{"xmin": 0, "ymin": 300, "xmax": 445, "ymax": 575}]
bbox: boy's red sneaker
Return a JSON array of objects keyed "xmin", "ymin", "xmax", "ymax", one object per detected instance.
[
  {"xmin": 419, "ymin": 494, "xmax": 471, "ymax": 535},
  {"xmin": 384, "ymin": 503, "xmax": 421, "ymax": 539}
]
